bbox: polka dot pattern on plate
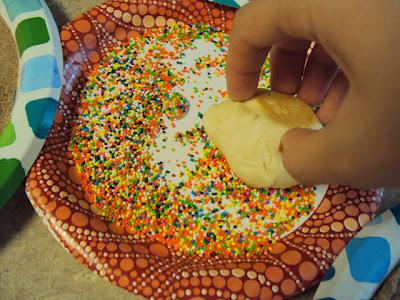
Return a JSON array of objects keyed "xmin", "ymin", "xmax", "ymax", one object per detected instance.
[{"xmin": 26, "ymin": 0, "xmax": 383, "ymax": 299}]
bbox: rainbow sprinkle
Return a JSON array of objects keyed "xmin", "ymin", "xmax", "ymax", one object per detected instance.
[{"xmin": 69, "ymin": 23, "xmax": 316, "ymax": 257}]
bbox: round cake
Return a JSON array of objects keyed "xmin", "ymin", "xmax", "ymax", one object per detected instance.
[{"xmin": 203, "ymin": 90, "xmax": 322, "ymax": 189}]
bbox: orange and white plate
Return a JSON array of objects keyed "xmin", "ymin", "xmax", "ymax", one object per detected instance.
[{"xmin": 26, "ymin": 1, "xmax": 382, "ymax": 299}]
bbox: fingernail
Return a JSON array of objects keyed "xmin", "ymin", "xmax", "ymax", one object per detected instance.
[{"xmin": 279, "ymin": 142, "xmax": 284, "ymax": 153}]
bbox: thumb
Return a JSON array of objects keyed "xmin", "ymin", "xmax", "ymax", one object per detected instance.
[
  {"xmin": 281, "ymin": 127, "xmax": 339, "ymax": 185},
  {"xmin": 280, "ymin": 88, "xmax": 372, "ymax": 186}
]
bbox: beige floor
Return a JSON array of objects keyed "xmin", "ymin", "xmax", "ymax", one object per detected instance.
[{"xmin": 1, "ymin": 0, "xmax": 400, "ymax": 299}]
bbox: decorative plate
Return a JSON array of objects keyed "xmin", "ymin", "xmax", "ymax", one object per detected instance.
[
  {"xmin": 0, "ymin": 0, "xmax": 62, "ymax": 208},
  {"xmin": 26, "ymin": 0, "xmax": 382, "ymax": 299}
]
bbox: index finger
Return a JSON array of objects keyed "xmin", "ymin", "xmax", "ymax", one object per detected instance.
[{"xmin": 226, "ymin": 0, "xmax": 316, "ymax": 101}]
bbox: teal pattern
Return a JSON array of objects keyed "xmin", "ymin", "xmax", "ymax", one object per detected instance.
[
  {"xmin": 25, "ymin": 98, "xmax": 58, "ymax": 138},
  {"xmin": 212, "ymin": 0, "xmax": 240, "ymax": 8},
  {"xmin": 211, "ymin": 0, "xmax": 249, "ymax": 8},
  {"xmin": 2, "ymin": 0, "xmax": 42, "ymax": 21}
]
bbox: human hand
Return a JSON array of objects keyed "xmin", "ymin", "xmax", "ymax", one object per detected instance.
[{"xmin": 226, "ymin": 0, "xmax": 400, "ymax": 187}]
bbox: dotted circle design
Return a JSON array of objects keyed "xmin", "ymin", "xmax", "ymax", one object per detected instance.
[{"xmin": 26, "ymin": 1, "xmax": 383, "ymax": 299}]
